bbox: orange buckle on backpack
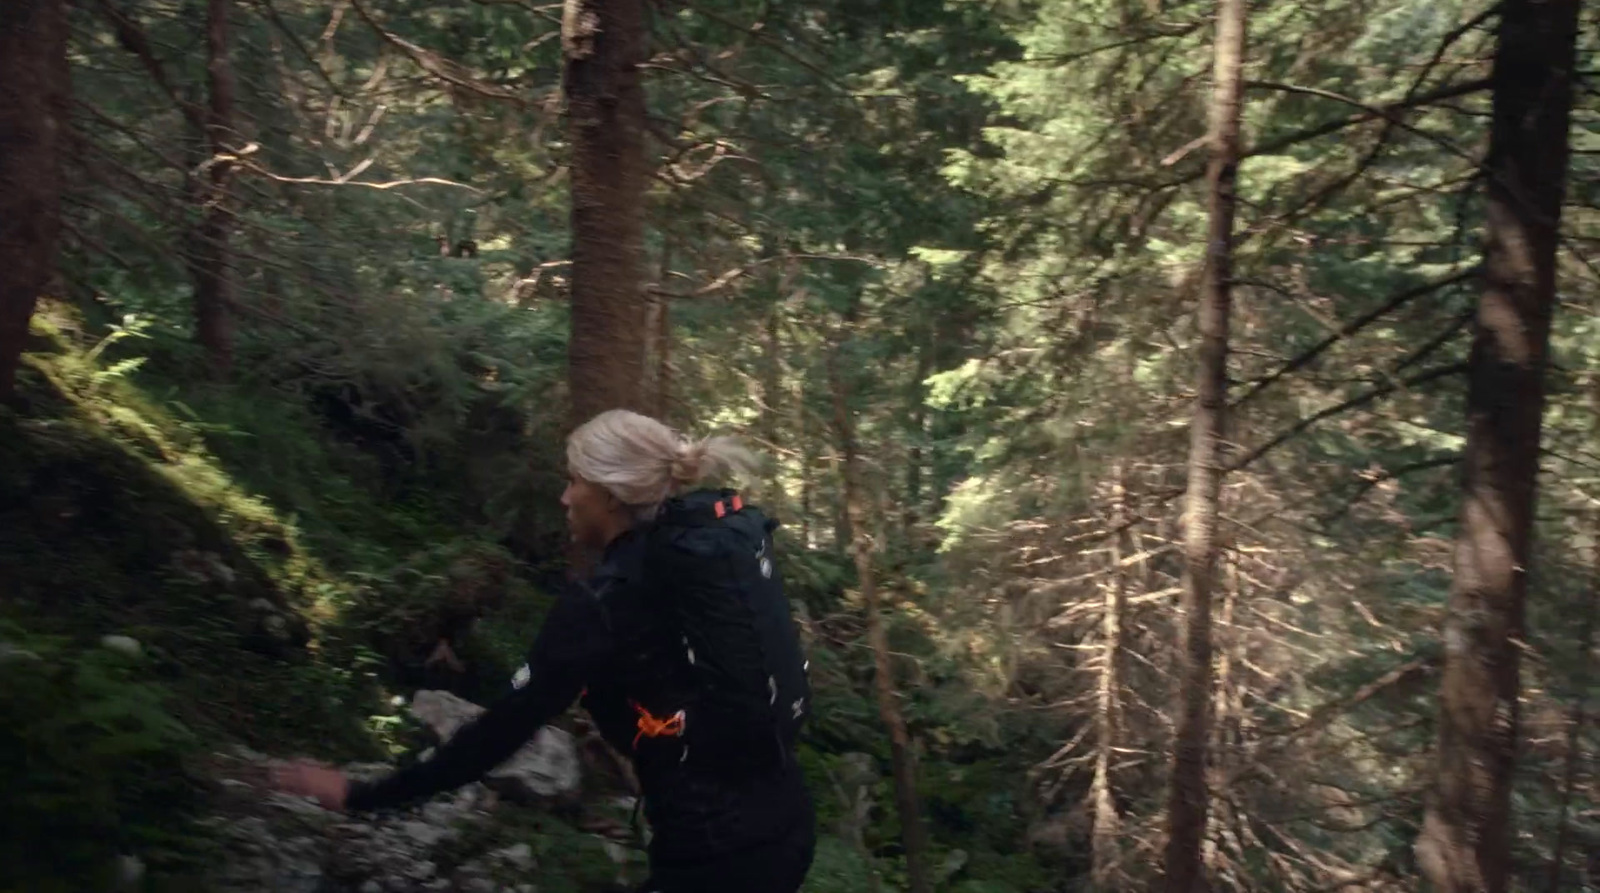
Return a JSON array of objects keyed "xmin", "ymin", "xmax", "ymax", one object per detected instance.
[
  {"xmin": 630, "ymin": 700, "xmax": 686, "ymax": 749},
  {"xmin": 712, "ymin": 493, "xmax": 744, "ymax": 518}
]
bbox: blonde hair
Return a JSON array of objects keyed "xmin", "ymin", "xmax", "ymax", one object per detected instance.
[{"xmin": 567, "ymin": 410, "xmax": 759, "ymax": 518}]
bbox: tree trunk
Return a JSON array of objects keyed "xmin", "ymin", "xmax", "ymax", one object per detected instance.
[
  {"xmin": 1416, "ymin": 1, "xmax": 1579, "ymax": 889},
  {"xmin": 563, "ymin": 0, "xmax": 648, "ymax": 426},
  {"xmin": 903, "ymin": 333, "xmax": 931, "ymax": 541},
  {"xmin": 0, "ymin": 0, "xmax": 68, "ymax": 400},
  {"xmin": 193, "ymin": 0, "xmax": 237, "ymax": 376},
  {"xmin": 799, "ymin": 381, "xmax": 815, "ymax": 548},
  {"xmin": 647, "ymin": 243, "xmax": 672, "ymax": 419},
  {"xmin": 1163, "ymin": 0, "xmax": 1245, "ymax": 888},
  {"xmin": 829, "ymin": 317, "xmax": 933, "ymax": 893},
  {"xmin": 762, "ymin": 302, "xmax": 784, "ymax": 495},
  {"xmin": 1091, "ymin": 463, "xmax": 1130, "ymax": 888}
]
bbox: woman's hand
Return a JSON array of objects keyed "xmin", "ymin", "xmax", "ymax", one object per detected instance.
[{"xmin": 269, "ymin": 759, "xmax": 350, "ymax": 811}]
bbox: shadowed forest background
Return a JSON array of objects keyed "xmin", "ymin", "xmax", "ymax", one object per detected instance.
[{"xmin": 0, "ymin": 0, "xmax": 1597, "ymax": 890}]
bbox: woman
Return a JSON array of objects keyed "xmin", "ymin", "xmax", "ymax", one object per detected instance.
[{"xmin": 273, "ymin": 410, "xmax": 816, "ymax": 893}]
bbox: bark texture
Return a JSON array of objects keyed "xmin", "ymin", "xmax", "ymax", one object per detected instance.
[
  {"xmin": 1417, "ymin": 3, "xmax": 1579, "ymax": 887},
  {"xmin": 562, "ymin": 0, "xmax": 649, "ymax": 427},
  {"xmin": 0, "ymin": 0, "xmax": 69, "ymax": 399}
]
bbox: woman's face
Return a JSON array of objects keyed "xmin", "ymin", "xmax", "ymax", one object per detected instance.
[{"xmin": 561, "ymin": 474, "xmax": 625, "ymax": 549}]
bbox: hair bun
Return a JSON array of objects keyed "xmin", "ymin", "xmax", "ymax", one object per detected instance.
[{"xmin": 670, "ymin": 441, "xmax": 705, "ymax": 487}]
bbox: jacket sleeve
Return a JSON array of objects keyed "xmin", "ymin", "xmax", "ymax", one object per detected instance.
[{"xmin": 345, "ymin": 586, "xmax": 612, "ymax": 812}]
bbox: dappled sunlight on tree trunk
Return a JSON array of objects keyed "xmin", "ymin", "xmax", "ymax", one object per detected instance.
[{"xmin": 1416, "ymin": 0, "xmax": 1580, "ymax": 889}]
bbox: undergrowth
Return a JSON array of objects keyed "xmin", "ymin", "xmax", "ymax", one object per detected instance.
[{"xmin": 3, "ymin": 308, "xmax": 1067, "ymax": 893}]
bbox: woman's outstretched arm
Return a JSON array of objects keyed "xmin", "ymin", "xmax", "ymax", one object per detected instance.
[{"xmin": 276, "ymin": 587, "xmax": 611, "ymax": 812}]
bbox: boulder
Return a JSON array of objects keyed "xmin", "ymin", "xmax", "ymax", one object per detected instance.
[{"xmin": 409, "ymin": 689, "xmax": 581, "ymax": 801}]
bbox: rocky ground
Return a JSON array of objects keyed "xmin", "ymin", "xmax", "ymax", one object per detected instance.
[{"xmin": 187, "ymin": 691, "xmax": 643, "ymax": 893}]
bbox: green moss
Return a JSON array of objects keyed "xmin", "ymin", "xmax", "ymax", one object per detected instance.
[{"xmin": 801, "ymin": 836, "xmax": 879, "ymax": 893}]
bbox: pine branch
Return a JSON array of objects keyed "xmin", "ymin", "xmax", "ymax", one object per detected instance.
[
  {"xmin": 1227, "ymin": 363, "xmax": 1468, "ymax": 475},
  {"xmin": 91, "ymin": 0, "xmax": 207, "ymax": 130},
  {"xmin": 1022, "ymin": 20, "xmax": 1207, "ymax": 66},
  {"xmin": 1232, "ymin": 268, "xmax": 1478, "ymax": 408},
  {"xmin": 1248, "ymin": 77, "xmax": 1490, "ymax": 157},
  {"xmin": 1213, "ymin": 656, "xmax": 1437, "ymax": 799},
  {"xmin": 1394, "ymin": 307, "xmax": 1475, "ymax": 373},
  {"xmin": 346, "ymin": 0, "xmax": 527, "ymax": 104},
  {"xmin": 1244, "ymin": 81, "xmax": 1483, "ymax": 166},
  {"xmin": 248, "ymin": 0, "xmax": 346, "ymax": 97},
  {"xmin": 675, "ymin": 1, "xmax": 851, "ymax": 94},
  {"xmin": 1316, "ymin": 456, "xmax": 1463, "ymax": 526}
]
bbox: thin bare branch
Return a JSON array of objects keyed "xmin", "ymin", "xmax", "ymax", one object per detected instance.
[{"xmin": 235, "ymin": 156, "xmax": 481, "ymax": 194}]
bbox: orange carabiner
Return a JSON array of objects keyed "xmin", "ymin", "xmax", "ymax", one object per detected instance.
[{"xmin": 630, "ymin": 700, "xmax": 686, "ymax": 749}]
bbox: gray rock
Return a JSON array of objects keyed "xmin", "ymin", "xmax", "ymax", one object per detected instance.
[
  {"xmin": 112, "ymin": 854, "xmax": 144, "ymax": 890},
  {"xmin": 262, "ymin": 613, "xmax": 289, "ymax": 638},
  {"xmin": 230, "ymin": 744, "xmax": 269, "ymax": 762},
  {"xmin": 100, "ymin": 635, "xmax": 142, "ymax": 658},
  {"xmin": 423, "ymin": 800, "xmax": 461, "ymax": 825},
  {"xmin": 410, "ymin": 690, "xmax": 581, "ymax": 800},
  {"xmin": 266, "ymin": 791, "xmax": 329, "ymax": 818},
  {"xmin": 201, "ymin": 724, "xmax": 552, "ymax": 893},
  {"xmin": 486, "ymin": 726, "xmax": 580, "ymax": 800},
  {"xmin": 489, "ymin": 842, "xmax": 534, "ymax": 871},
  {"xmin": 403, "ymin": 820, "xmax": 449, "ymax": 847},
  {"xmin": 410, "ymin": 689, "xmax": 482, "ymax": 740}
]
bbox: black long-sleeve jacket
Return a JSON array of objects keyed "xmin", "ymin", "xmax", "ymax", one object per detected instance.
[{"xmin": 345, "ymin": 526, "xmax": 812, "ymax": 862}]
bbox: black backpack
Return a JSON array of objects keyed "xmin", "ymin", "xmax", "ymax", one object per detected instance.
[{"xmin": 642, "ymin": 488, "xmax": 810, "ymax": 771}]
